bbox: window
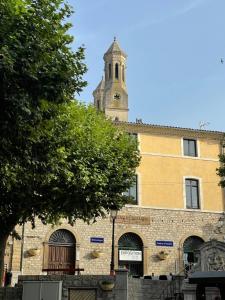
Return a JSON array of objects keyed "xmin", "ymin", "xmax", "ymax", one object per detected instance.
[
  {"xmin": 183, "ymin": 236, "xmax": 204, "ymax": 264},
  {"xmin": 96, "ymin": 99, "xmax": 100, "ymax": 110},
  {"xmin": 109, "ymin": 63, "xmax": 111, "ymax": 79},
  {"xmin": 127, "ymin": 133, "xmax": 138, "ymax": 149},
  {"xmin": 124, "ymin": 175, "xmax": 138, "ymax": 205},
  {"xmin": 183, "ymin": 139, "xmax": 197, "ymax": 157},
  {"xmin": 185, "ymin": 179, "xmax": 200, "ymax": 209},
  {"xmin": 115, "ymin": 63, "xmax": 119, "ymax": 79},
  {"xmin": 128, "ymin": 132, "xmax": 137, "ymax": 139}
]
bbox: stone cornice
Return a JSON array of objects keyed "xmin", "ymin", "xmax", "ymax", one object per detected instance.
[{"xmin": 114, "ymin": 121, "xmax": 225, "ymax": 140}]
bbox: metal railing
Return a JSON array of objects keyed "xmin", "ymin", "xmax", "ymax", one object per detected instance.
[
  {"xmin": 157, "ymin": 275, "xmax": 184, "ymax": 300},
  {"xmin": 156, "ymin": 261, "xmax": 196, "ymax": 300}
]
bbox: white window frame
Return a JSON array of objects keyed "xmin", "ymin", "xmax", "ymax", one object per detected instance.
[{"xmin": 181, "ymin": 138, "xmax": 200, "ymax": 158}]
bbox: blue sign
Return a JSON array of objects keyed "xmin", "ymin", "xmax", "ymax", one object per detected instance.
[
  {"xmin": 90, "ymin": 237, "xmax": 104, "ymax": 243},
  {"xmin": 156, "ymin": 240, "xmax": 173, "ymax": 247}
]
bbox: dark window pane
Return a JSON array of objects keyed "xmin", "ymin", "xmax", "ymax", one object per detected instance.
[
  {"xmin": 185, "ymin": 179, "xmax": 199, "ymax": 209},
  {"xmin": 186, "ymin": 179, "xmax": 191, "ymax": 186},
  {"xmin": 191, "ymin": 180, "xmax": 198, "ymax": 187},
  {"xmin": 115, "ymin": 63, "xmax": 119, "ymax": 79},
  {"xmin": 189, "ymin": 140, "xmax": 196, "ymax": 156},
  {"xmin": 183, "ymin": 139, "xmax": 197, "ymax": 157},
  {"xmin": 184, "ymin": 140, "xmax": 189, "ymax": 156},
  {"xmin": 97, "ymin": 100, "xmax": 100, "ymax": 110},
  {"xmin": 186, "ymin": 185, "xmax": 192, "ymax": 208},
  {"xmin": 124, "ymin": 175, "xmax": 137, "ymax": 205},
  {"xmin": 191, "ymin": 186, "xmax": 199, "ymax": 208},
  {"xmin": 109, "ymin": 64, "xmax": 111, "ymax": 79},
  {"xmin": 128, "ymin": 133, "xmax": 137, "ymax": 140}
]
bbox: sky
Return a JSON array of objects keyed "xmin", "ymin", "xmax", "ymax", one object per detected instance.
[{"xmin": 68, "ymin": 0, "xmax": 225, "ymax": 131}]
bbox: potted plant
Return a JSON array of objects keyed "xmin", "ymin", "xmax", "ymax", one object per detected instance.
[
  {"xmin": 27, "ymin": 248, "xmax": 40, "ymax": 256},
  {"xmin": 157, "ymin": 250, "xmax": 168, "ymax": 260},
  {"xmin": 99, "ymin": 280, "xmax": 115, "ymax": 291},
  {"xmin": 91, "ymin": 249, "xmax": 103, "ymax": 258}
]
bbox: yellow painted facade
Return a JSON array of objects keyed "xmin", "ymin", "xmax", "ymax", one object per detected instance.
[
  {"xmin": 126, "ymin": 126, "xmax": 224, "ymax": 211},
  {"xmin": 7, "ymin": 39, "xmax": 225, "ymax": 284}
]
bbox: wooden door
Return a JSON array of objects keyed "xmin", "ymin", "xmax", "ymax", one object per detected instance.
[
  {"xmin": 47, "ymin": 229, "xmax": 76, "ymax": 275},
  {"xmin": 48, "ymin": 245, "xmax": 75, "ymax": 274}
]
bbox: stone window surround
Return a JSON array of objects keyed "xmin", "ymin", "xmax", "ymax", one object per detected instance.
[
  {"xmin": 181, "ymin": 137, "xmax": 200, "ymax": 158},
  {"xmin": 42, "ymin": 225, "xmax": 80, "ymax": 271},
  {"xmin": 115, "ymin": 228, "xmax": 148, "ymax": 275}
]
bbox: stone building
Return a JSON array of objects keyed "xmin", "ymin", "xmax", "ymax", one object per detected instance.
[{"xmin": 5, "ymin": 39, "xmax": 225, "ymax": 284}]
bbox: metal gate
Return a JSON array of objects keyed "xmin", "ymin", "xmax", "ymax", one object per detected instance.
[{"xmin": 69, "ymin": 289, "xmax": 96, "ymax": 300}]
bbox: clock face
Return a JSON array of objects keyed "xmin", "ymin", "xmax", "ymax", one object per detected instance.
[{"xmin": 113, "ymin": 93, "xmax": 121, "ymax": 100}]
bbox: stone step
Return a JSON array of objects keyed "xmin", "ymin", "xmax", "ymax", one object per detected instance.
[{"xmin": 128, "ymin": 280, "xmax": 178, "ymax": 300}]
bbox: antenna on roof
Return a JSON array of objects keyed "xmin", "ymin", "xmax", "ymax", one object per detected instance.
[
  {"xmin": 199, "ymin": 121, "xmax": 210, "ymax": 130},
  {"xmin": 136, "ymin": 118, "xmax": 143, "ymax": 124}
]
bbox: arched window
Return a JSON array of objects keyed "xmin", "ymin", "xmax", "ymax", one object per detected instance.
[
  {"xmin": 119, "ymin": 232, "xmax": 143, "ymax": 250},
  {"xmin": 118, "ymin": 232, "xmax": 143, "ymax": 276},
  {"xmin": 49, "ymin": 229, "xmax": 75, "ymax": 245},
  {"xmin": 115, "ymin": 63, "xmax": 119, "ymax": 79},
  {"xmin": 122, "ymin": 65, "xmax": 125, "ymax": 81},
  {"xmin": 96, "ymin": 99, "xmax": 100, "ymax": 110},
  {"xmin": 109, "ymin": 64, "xmax": 111, "ymax": 79},
  {"xmin": 183, "ymin": 235, "xmax": 204, "ymax": 263}
]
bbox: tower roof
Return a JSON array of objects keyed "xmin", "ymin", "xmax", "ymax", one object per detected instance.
[
  {"xmin": 93, "ymin": 77, "xmax": 105, "ymax": 95},
  {"xmin": 104, "ymin": 38, "xmax": 127, "ymax": 58}
]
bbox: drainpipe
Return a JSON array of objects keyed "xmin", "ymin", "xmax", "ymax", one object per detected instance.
[
  {"xmin": 8, "ymin": 237, "xmax": 14, "ymax": 272},
  {"xmin": 20, "ymin": 223, "xmax": 25, "ymax": 273}
]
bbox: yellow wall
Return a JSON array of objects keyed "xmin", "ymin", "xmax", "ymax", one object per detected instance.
[{"xmin": 137, "ymin": 133, "xmax": 224, "ymax": 212}]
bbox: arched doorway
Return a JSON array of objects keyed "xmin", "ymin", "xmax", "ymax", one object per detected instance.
[
  {"xmin": 118, "ymin": 232, "xmax": 143, "ymax": 277},
  {"xmin": 183, "ymin": 235, "xmax": 204, "ymax": 274},
  {"xmin": 48, "ymin": 229, "xmax": 76, "ymax": 274}
]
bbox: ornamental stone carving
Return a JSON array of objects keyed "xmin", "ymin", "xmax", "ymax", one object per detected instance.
[{"xmin": 194, "ymin": 240, "xmax": 225, "ymax": 272}]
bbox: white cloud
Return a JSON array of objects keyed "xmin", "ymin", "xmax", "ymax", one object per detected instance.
[
  {"xmin": 125, "ymin": 0, "xmax": 207, "ymax": 32},
  {"xmin": 174, "ymin": 0, "xmax": 206, "ymax": 17}
]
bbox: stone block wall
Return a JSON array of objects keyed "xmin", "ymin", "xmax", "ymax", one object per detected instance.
[
  {"xmin": 0, "ymin": 287, "xmax": 22, "ymax": 300},
  {"xmin": 8, "ymin": 206, "xmax": 223, "ymax": 284},
  {"xmin": 17, "ymin": 269, "xmax": 128, "ymax": 300}
]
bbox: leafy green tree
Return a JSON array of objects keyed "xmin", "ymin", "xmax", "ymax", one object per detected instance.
[
  {"xmin": 0, "ymin": 0, "xmax": 140, "ymax": 283},
  {"xmin": 217, "ymin": 137, "xmax": 225, "ymax": 188}
]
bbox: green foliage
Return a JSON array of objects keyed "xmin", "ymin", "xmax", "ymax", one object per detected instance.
[
  {"xmin": 2, "ymin": 101, "xmax": 139, "ymax": 227},
  {"xmin": 217, "ymin": 137, "xmax": 225, "ymax": 188},
  {"xmin": 0, "ymin": 0, "xmax": 140, "ymax": 237}
]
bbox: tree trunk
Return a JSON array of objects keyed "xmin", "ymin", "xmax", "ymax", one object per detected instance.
[{"xmin": 0, "ymin": 233, "xmax": 9, "ymax": 287}]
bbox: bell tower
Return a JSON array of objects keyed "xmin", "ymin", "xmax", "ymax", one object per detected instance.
[{"xmin": 93, "ymin": 38, "xmax": 128, "ymax": 122}]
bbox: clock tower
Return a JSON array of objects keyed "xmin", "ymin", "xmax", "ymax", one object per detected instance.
[{"xmin": 93, "ymin": 38, "xmax": 128, "ymax": 122}]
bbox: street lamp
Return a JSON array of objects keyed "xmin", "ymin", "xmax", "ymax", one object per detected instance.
[{"xmin": 110, "ymin": 208, "xmax": 118, "ymax": 275}]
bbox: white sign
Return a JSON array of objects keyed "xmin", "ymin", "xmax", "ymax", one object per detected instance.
[{"xmin": 119, "ymin": 250, "xmax": 142, "ymax": 261}]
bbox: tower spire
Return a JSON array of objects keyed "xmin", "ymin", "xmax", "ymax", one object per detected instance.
[{"xmin": 93, "ymin": 39, "xmax": 128, "ymax": 122}]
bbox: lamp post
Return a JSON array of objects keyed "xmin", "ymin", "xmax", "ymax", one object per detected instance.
[{"xmin": 110, "ymin": 208, "xmax": 118, "ymax": 275}]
